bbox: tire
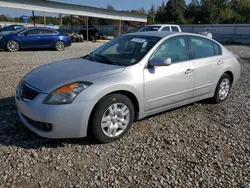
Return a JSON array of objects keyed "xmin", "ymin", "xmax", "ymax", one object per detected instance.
[
  {"xmin": 91, "ymin": 94, "xmax": 135, "ymax": 143},
  {"xmin": 6, "ymin": 40, "xmax": 20, "ymax": 52},
  {"xmin": 55, "ymin": 41, "xmax": 65, "ymax": 51},
  {"xmin": 212, "ymin": 73, "xmax": 232, "ymax": 103}
]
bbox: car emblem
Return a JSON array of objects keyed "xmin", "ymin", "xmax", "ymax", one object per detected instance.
[{"xmin": 16, "ymin": 83, "xmax": 24, "ymax": 99}]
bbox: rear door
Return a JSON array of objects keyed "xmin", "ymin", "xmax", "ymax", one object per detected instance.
[
  {"xmin": 39, "ymin": 29, "xmax": 57, "ymax": 46},
  {"xmin": 189, "ymin": 36, "xmax": 224, "ymax": 97}
]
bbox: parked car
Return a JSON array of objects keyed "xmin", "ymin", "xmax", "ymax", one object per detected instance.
[
  {"xmin": 79, "ymin": 25, "xmax": 105, "ymax": 41},
  {"xmin": 0, "ymin": 27, "xmax": 71, "ymax": 52},
  {"xmin": 0, "ymin": 24, "xmax": 25, "ymax": 36},
  {"xmin": 16, "ymin": 31, "xmax": 240, "ymax": 143},
  {"xmin": 138, "ymin": 24, "xmax": 182, "ymax": 32}
]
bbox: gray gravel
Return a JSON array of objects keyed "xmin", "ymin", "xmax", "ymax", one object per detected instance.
[{"xmin": 0, "ymin": 43, "xmax": 249, "ymax": 188}]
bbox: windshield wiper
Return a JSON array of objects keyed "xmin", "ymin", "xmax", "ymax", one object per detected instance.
[{"xmin": 90, "ymin": 53, "xmax": 118, "ymax": 65}]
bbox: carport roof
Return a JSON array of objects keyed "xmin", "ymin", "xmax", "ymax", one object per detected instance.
[{"xmin": 0, "ymin": 0, "xmax": 148, "ymax": 22}]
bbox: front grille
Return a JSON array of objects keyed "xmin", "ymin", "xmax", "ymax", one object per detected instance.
[
  {"xmin": 22, "ymin": 113, "xmax": 52, "ymax": 132},
  {"xmin": 17, "ymin": 82, "xmax": 40, "ymax": 101}
]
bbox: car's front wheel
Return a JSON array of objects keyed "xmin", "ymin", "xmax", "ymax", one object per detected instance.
[
  {"xmin": 212, "ymin": 73, "xmax": 232, "ymax": 103},
  {"xmin": 6, "ymin": 40, "xmax": 20, "ymax": 52},
  {"xmin": 55, "ymin": 41, "xmax": 65, "ymax": 51},
  {"xmin": 91, "ymin": 94, "xmax": 135, "ymax": 143}
]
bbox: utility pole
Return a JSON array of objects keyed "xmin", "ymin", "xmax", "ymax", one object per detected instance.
[
  {"xmin": 32, "ymin": 11, "xmax": 35, "ymax": 27},
  {"xmin": 43, "ymin": 12, "xmax": 46, "ymax": 27}
]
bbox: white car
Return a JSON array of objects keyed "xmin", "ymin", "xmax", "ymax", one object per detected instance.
[{"xmin": 138, "ymin": 24, "xmax": 181, "ymax": 32}]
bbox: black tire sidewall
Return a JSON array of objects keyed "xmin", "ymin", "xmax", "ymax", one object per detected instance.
[
  {"xmin": 55, "ymin": 41, "xmax": 65, "ymax": 51},
  {"xmin": 92, "ymin": 94, "xmax": 135, "ymax": 143},
  {"xmin": 6, "ymin": 40, "xmax": 20, "ymax": 52},
  {"xmin": 214, "ymin": 73, "xmax": 232, "ymax": 103}
]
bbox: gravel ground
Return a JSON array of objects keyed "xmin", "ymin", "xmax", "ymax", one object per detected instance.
[{"xmin": 0, "ymin": 43, "xmax": 249, "ymax": 188}]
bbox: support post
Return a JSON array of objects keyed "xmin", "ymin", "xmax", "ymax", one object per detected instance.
[
  {"xmin": 43, "ymin": 12, "xmax": 46, "ymax": 27},
  {"xmin": 59, "ymin": 14, "xmax": 62, "ymax": 26},
  {"xmin": 119, "ymin": 20, "xmax": 121, "ymax": 36},
  {"xmin": 32, "ymin": 10, "xmax": 35, "ymax": 27},
  {"xmin": 71, "ymin": 15, "xmax": 73, "ymax": 32},
  {"xmin": 86, "ymin": 16, "xmax": 89, "ymax": 42}
]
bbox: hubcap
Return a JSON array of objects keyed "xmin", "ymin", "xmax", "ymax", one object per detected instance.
[
  {"xmin": 8, "ymin": 41, "xmax": 18, "ymax": 51},
  {"xmin": 56, "ymin": 42, "xmax": 64, "ymax": 50},
  {"xmin": 218, "ymin": 78, "xmax": 230, "ymax": 100},
  {"xmin": 101, "ymin": 103, "xmax": 130, "ymax": 137}
]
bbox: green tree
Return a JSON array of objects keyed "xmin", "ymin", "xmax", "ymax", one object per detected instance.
[
  {"xmin": 165, "ymin": 0, "xmax": 186, "ymax": 24},
  {"xmin": 148, "ymin": 5, "xmax": 157, "ymax": 24}
]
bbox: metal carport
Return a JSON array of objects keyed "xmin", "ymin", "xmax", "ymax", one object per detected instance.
[{"xmin": 0, "ymin": 0, "xmax": 147, "ymax": 40}]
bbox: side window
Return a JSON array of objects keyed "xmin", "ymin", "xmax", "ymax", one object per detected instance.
[
  {"xmin": 191, "ymin": 37, "xmax": 215, "ymax": 59},
  {"xmin": 161, "ymin": 26, "xmax": 170, "ymax": 31},
  {"xmin": 214, "ymin": 43, "xmax": 222, "ymax": 55},
  {"xmin": 153, "ymin": 36, "xmax": 190, "ymax": 63},
  {"xmin": 40, "ymin": 29, "xmax": 57, "ymax": 35},
  {"xmin": 171, "ymin": 26, "xmax": 179, "ymax": 32},
  {"xmin": 25, "ymin": 29, "xmax": 41, "ymax": 35}
]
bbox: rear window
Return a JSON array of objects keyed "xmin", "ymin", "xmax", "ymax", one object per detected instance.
[
  {"xmin": 138, "ymin": 26, "xmax": 161, "ymax": 32},
  {"xmin": 161, "ymin": 26, "xmax": 170, "ymax": 31},
  {"xmin": 171, "ymin": 26, "xmax": 179, "ymax": 32},
  {"xmin": 214, "ymin": 43, "xmax": 222, "ymax": 55},
  {"xmin": 40, "ymin": 29, "xmax": 57, "ymax": 35}
]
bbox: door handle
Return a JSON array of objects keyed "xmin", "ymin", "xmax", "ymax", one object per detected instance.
[
  {"xmin": 185, "ymin": 69, "xmax": 193, "ymax": 74},
  {"xmin": 36, "ymin": 37, "xmax": 41, "ymax": 39},
  {"xmin": 217, "ymin": 61, "xmax": 224, "ymax": 65}
]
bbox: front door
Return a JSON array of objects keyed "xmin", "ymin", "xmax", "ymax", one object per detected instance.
[
  {"xmin": 19, "ymin": 29, "xmax": 42, "ymax": 48},
  {"xmin": 144, "ymin": 36, "xmax": 195, "ymax": 112}
]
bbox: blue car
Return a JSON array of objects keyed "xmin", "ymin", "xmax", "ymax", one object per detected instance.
[{"xmin": 0, "ymin": 27, "xmax": 71, "ymax": 52}]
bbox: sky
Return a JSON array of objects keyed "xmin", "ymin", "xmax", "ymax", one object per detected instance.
[{"xmin": 0, "ymin": 0, "xmax": 192, "ymax": 17}]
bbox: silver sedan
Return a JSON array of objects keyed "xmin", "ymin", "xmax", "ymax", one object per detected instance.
[{"xmin": 16, "ymin": 31, "xmax": 241, "ymax": 143}]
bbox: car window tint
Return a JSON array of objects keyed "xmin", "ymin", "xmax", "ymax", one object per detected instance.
[
  {"xmin": 161, "ymin": 26, "xmax": 170, "ymax": 31},
  {"xmin": 40, "ymin": 29, "xmax": 57, "ymax": 34},
  {"xmin": 171, "ymin": 26, "xmax": 179, "ymax": 32},
  {"xmin": 214, "ymin": 43, "xmax": 222, "ymax": 55},
  {"xmin": 191, "ymin": 37, "xmax": 215, "ymax": 59},
  {"xmin": 25, "ymin": 29, "xmax": 41, "ymax": 35},
  {"xmin": 153, "ymin": 36, "xmax": 190, "ymax": 63}
]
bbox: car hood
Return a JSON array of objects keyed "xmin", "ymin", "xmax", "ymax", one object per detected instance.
[{"xmin": 24, "ymin": 58, "xmax": 125, "ymax": 93}]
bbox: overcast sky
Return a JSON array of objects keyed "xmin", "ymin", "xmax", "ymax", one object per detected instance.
[{"xmin": 0, "ymin": 0, "xmax": 192, "ymax": 17}]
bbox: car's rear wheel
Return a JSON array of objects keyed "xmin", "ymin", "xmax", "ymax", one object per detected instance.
[
  {"xmin": 212, "ymin": 73, "xmax": 232, "ymax": 103},
  {"xmin": 91, "ymin": 94, "xmax": 135, "ymax": 143},
  {"xmin": 55, "ymin": 41, "xmax": 65, "ymax": 51},
  {"xmin": 6, "ymin": 40, "xmax": 20, "ymax": 52}
]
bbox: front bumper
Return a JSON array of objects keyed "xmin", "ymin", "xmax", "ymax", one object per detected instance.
[{"xmin": 16, "ymin": 94, "xmax": 96, "ymax": 139}]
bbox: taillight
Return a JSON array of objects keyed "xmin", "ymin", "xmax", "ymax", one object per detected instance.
[{"xmin": 67, "ymin": 34, "xmax": 71, "ymax": 40}]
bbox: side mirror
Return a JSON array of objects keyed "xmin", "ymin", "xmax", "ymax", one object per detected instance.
[
  {"xmin": 149, "ymin": 57, "xmax": 172, "ymax": 67},
  {"xmin": 24, "ymin": 32, "xmax": 28, "ymax": 36}
]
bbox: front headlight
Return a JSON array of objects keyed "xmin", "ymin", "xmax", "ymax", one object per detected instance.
[{"xmin": 43, "ymin": 81, "xmax": 92, "ymax": 104}]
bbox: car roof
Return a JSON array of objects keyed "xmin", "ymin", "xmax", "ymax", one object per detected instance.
[
  {"xmin": 124, "ymin": 31, "xmax": 216, "ymax": 41},
  {"xmin": 26, "ymin": 27, "xmax": 55, "ymax": 30},
  {"xmin": 145, "ymin": 24, "xmax": 180, "ymax": 27},
  {"xmin": 124, "ymin": 31, "xmax": 178, "ymax": 38}
]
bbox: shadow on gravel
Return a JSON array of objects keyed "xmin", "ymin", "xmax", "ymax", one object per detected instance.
[{"xmin": 0, "ymin": 96, "xmax": 97, "ymax": 149}]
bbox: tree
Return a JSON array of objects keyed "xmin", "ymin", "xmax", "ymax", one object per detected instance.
[
  {"xmin": 148, "ymin": 5, "xmax": 157, "ymax": 24},
  {"xmin": 185, "ymin": 0, "xmax": 201, "ymax": 23},
  {"xmin": 165, "ymin": 0, "xmax": 186, "ymax": 24},
  {"xmin": 107, "ymin": 4, "xmax": 115, "ymax": 10}
]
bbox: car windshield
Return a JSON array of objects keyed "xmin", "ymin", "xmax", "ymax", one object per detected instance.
[
  {"xmin": 84, "ymin": 35, "xmax": 161, "ymax": 66},
  {"xmin": 138, "ymin": 26, "xmax": 161, "ymax": 32}
]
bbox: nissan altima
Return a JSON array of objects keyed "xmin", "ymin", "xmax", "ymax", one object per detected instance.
[{"xmin": 15, "ymin": 31, "xmax": 241, "ymax": 143}]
